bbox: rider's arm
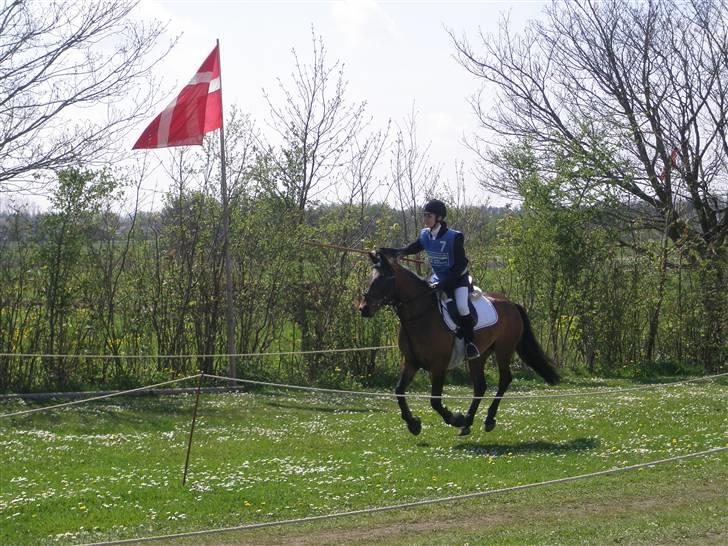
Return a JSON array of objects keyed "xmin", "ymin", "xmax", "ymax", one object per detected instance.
[
  {"xmin": 398, "ymin": 239, "xmax": 424, "ymax": 256},
  {"xmin": 380, "ymin": 239, "xmax": 423, "ymax": 257}
]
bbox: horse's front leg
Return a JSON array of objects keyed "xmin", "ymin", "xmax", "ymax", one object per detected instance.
[
  {"xmin": 430, "ymin": 369, "xmax": 466, "ymax": 429},
  {"xmin": 395, "ymin": 360, "xmax": 421, "ymax": 435},
  {"xmin": 485, "ymin": 351, "xmax": 513, "ymax": 432},
  {"xmin": 459, "ymin": 358, "xmax": 488, "ymax": 436}
]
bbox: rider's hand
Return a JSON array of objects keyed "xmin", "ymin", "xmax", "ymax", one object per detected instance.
[{"xmin": 428, "ymin": 281, "xmax": 440, "ymax": 290}]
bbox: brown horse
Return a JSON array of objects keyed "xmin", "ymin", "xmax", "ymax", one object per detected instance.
[{"xmin": 359, "ymin": 251, "xmax": 559, "ymax": 436}]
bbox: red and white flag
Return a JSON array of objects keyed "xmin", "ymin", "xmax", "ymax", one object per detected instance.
[{"xmin": 133, "ymin": 45, "xmax": 222, "ymax": 149}]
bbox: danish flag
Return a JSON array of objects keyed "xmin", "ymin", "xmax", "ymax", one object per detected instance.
[{"xmin": 132, "ymin": 45, "xmax": 222, "ymax": 149}]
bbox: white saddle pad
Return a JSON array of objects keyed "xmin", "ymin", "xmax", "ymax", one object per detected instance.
[{"xmin": 439, "ymin": 288, "xmax": 498, "ymax": 333}]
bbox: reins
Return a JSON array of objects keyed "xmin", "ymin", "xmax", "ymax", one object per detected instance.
[
  {"xmin": 363, "ymin": 259, "xmax": 438, "ymax": 323},
  {"xmin": 386, "ymin": 267, "xmax": 438, "ymax": 323},
  {"xmin": 361, "ymin": 285, "xmax": 432, "ymax": 322}
]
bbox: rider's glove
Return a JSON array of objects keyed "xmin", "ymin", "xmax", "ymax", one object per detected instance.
[{"xmin": 428, "ymin": 281, "xmax": 440, "ymax": 290}]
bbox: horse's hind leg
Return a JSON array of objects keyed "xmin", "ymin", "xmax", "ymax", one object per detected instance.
[
  {"xmin": 429, "ymin": 368, "xmax": 466, "ymax": 429},
  {"xmin": 459, "ymin": 357, "xmax": 488, "ymax": 436},
  {"xmin": 484, "ymin": 347, "xmax": 513, "ymax": 432},
  {"xmin": 396, "ymin": 361, "xmax": 421, "ymax": 435}
]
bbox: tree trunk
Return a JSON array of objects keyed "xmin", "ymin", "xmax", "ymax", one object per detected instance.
[
  {"xmin": 699, "ymin": 258, "xmax": 727, "ymax": 372},
  {"xmin": 645, "ymin": 235, "xmax": 670, "ymax": 362}
]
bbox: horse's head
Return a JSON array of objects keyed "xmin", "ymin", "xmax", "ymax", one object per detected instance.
[{"xmin": 359, "ymin": 251, "xmax": 398, "ymax": 317}]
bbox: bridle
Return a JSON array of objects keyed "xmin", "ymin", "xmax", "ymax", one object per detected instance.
[
  {"xmin": 362, "ymin": 271, "xmax": 434, "ymax": 323},
  {"xmin": 361, "ymin": 277, "xmax": 397, "ymax": 309}
]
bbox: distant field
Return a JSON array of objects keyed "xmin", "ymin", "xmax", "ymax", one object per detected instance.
[{"xmin": 1, "ymin": 376, "xmax": 726, "ymax": 545}]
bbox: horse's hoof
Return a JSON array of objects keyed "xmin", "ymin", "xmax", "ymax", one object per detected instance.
[
  {"xmin": 458, "ymin": 426, "xmax": 471, "ymax": 436},
  {"xmin": 484, "ymin": 419, "xmax": 496, "ymax": 432},
  {"xmin": 450, "ymin": 412, "xmax": 466, "ymax": 427},
  {"xmin": 407, "ymin": 417, "xmax": 422, "ymax": 436}
]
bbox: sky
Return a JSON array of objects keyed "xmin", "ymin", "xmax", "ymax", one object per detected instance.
[
  {"xmin": 4, "ymin": 1, "xmax": 550, "ymax": 212},
  {"xmin": 124, "ymin": 0, "xmax": 551, "ymax": 209}
]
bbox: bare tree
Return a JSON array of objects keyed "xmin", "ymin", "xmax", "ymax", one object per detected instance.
[
  {"xmin": 452, "ymin": 0, "xmax": 728, "ymax": 369},
  {"xmin": 338, "ymin": 126, "xmax": 390, "ymax": 211},
  {"xmin": 452, "ymin": 0, "xmax": 727, "ymax": 251},
  {"xmin": 262, "ymin": 29, "xmax": 369, "ymax": 212},
  {"xmin": 390, "ymin": 105, "xmax": 442, "ymax": 244},
  {"xmin": 0, "ymin": 0, "xmax": 172, "ymax": 194}
]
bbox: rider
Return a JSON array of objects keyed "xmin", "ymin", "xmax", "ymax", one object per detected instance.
[{"xmin": 380, "ymin": 199, "xmax": 481, "ymax": 360}]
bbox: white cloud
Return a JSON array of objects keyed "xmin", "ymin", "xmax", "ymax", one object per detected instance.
[{"xmin": 330, "ymin": 0, "xmax": 402, "ymax": 47}]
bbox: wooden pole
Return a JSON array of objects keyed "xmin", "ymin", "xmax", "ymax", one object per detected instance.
[
  {"xmin": 217, "ymin": 39, "xmax": 237, "ymax": 381},
  {"xmin": 182, "ymin": 372, "xmax": 204, "ymax": 486}
]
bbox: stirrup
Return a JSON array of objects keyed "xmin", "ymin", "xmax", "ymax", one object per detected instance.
[{"xmin": 465, "ymin": 342, "xmax": 480, "ymax": 360}]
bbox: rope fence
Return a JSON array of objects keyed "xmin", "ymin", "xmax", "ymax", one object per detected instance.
[
  {"xmin": 0, "ymin": 375, "xmax": 200, "ymax": 418},
  {"xmin": 2, "ymin": 354, "xmax": 725, "ymax": 544},
  {"xmin": 78, "ymin": 446, "xmax": 728, "ymax": 546},
  {"xmin": 0, "ymin": 345, "xmax": 398, "ymax": 360},
  {"xmin": 2, "ymin": 370, "xmax": 726, "ymax": 419},
  {"xmin": 203, "ymin": 371, "xmax": 728, "ymax": 401}
]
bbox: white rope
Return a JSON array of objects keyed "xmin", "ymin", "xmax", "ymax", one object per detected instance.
[
  {"xmin": 78, "ymin": 446, "xmax": 728, "ymax": 546},
  {"xmin": 0, "ymin": 375, "xmax": 201, "ymax": 419},
  {"xmin": 0, "ymin": 345, "xmax": 398, "ymax": 360},
  {"xmin": 203, "ymin": 371, "xmax": 728, "ymax": 401},
  {"xmin": 1, "ymin": 372, "xmax": 724, "ymax": 419}
]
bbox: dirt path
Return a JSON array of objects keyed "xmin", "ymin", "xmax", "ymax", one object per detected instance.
[{"xmin": 164, "ymin": 474, "xmax": 727, "ymax": 546}]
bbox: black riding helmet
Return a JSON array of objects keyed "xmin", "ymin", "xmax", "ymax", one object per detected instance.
[{"xmin": 423, "ymin": 199, "xmax": 447, "ymax": 219}]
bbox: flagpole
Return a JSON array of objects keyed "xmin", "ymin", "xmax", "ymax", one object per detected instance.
[{"xmin": 217, "ymin": 39, "xmax": 237, "ymax": 381}]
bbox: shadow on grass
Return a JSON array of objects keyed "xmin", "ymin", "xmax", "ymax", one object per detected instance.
[{"xmin": 453, "ymin": 436, "xmax": 599, "ymax": 456}]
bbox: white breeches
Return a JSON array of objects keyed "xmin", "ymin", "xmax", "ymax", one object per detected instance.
[{"xmin": 455, "ymin": 286, "xmax": 470, "ymax": 316}]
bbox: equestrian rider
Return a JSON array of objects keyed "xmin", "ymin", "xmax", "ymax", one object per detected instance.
[{"xmin": 380, "ymin": 199, "xmax": 481, "ymax": 360}]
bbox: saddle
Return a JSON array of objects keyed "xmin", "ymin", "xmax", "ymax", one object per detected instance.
[
  {"xmin": 436, "ymin": 288, "xmax": 498, "ymax": 335},
  {"xmin": 437, "ymin": 289, "xmax": 498, "ymax": 370}
]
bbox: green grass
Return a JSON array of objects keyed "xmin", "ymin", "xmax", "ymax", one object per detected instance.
[{"xmin": 0, "ymin": 376, "xmax": 726, "ymax": 545}]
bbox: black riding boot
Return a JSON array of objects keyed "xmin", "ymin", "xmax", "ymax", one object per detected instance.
[{"xmin": 461, "ymin": 314, "xmax": 480, "ymax": 360}]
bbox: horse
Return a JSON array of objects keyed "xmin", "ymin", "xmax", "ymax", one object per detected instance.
[{"xmin": 358, "ymin": 251, "xmax": 559, "ymax": 436}]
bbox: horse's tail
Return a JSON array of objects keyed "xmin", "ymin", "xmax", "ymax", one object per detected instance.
[{"xmin": 515, "ymin": 304, "xmax": 560, "ymax": 385}]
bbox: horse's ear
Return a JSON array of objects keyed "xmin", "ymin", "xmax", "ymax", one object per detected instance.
[{"xmin": 368, "ymin": 250, "xmax": 379, "ymax": 264}]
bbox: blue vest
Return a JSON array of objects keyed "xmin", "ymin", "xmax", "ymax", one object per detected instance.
[{"xmin": 418, "ymin": 227, "xmax": 461, "ymax": 281}]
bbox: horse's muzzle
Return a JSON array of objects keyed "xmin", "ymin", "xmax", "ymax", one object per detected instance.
[{"xmin": 359, "ymin": 296, "xmax": 378, "ymax": 317}]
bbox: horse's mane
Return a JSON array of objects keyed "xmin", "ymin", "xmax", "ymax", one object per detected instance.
[
  {"xmin": 397, "ymin": 263, "xmax": 429, "ymax": 286},
  {"xmin": 375, "ymin": 252, "xmax": 429, "ymax": 289}
]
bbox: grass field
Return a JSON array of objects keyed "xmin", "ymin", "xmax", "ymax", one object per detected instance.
[{"xmin": 1, "ymin": 375, "xmax": 726, "ymax": 545}]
